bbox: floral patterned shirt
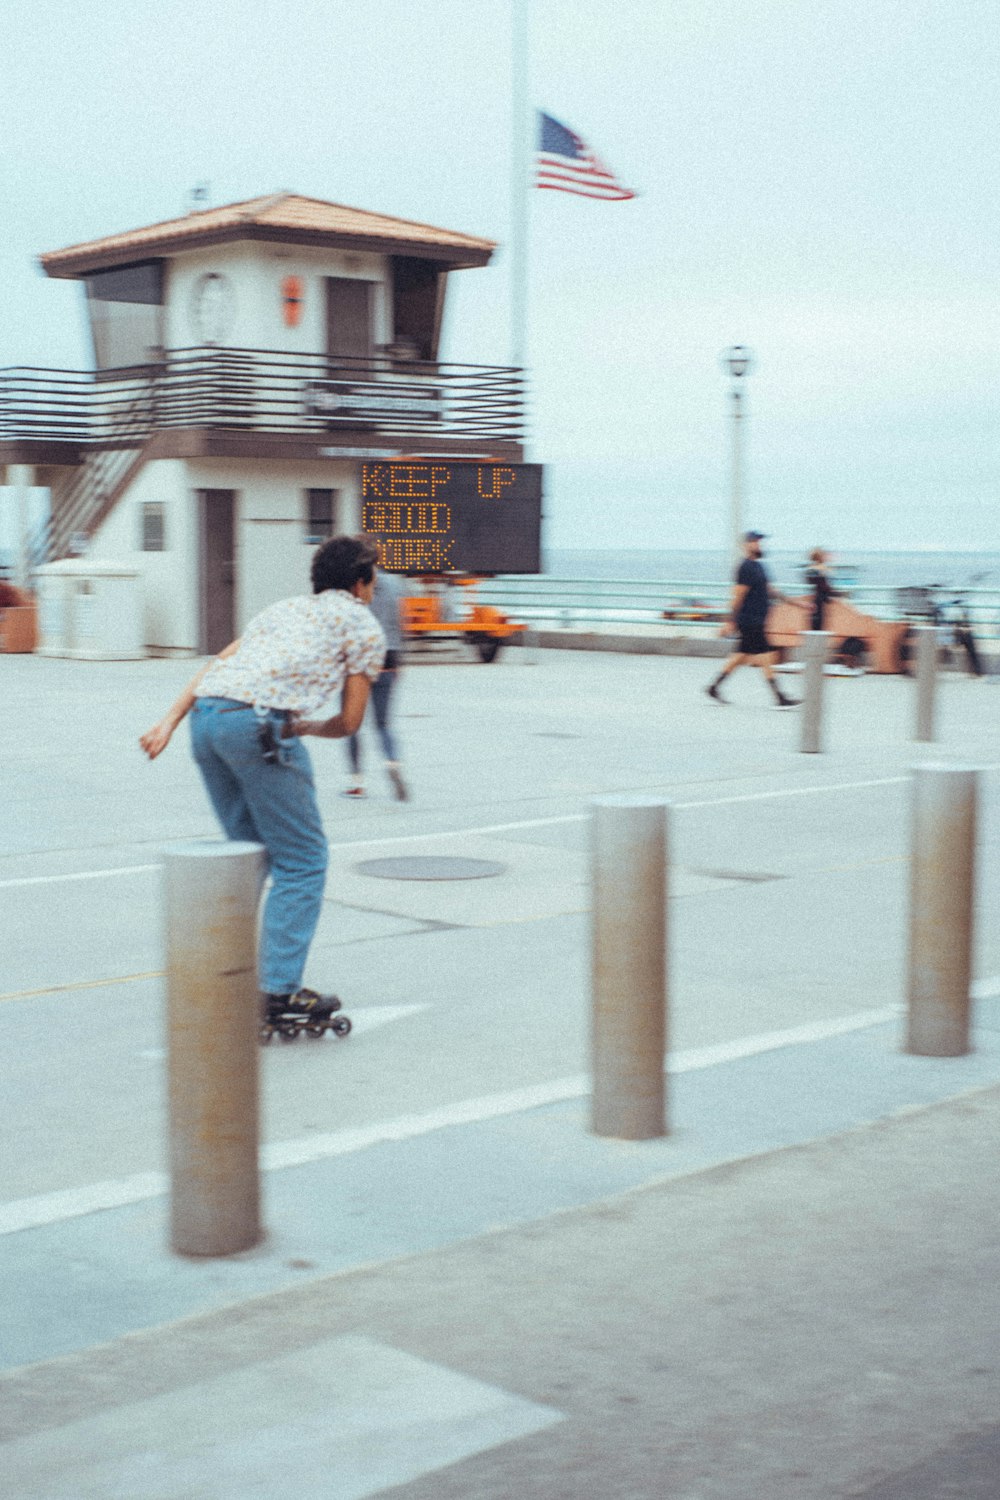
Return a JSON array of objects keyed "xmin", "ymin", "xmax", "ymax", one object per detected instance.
[{"xmin": 198, "ymin": 589, "xmax": 385, "ymax": 715}]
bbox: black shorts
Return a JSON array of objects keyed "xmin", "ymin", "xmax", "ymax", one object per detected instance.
[{"xmin": 737, "ymin": 620, "xmax": 773, "ymax": 656}]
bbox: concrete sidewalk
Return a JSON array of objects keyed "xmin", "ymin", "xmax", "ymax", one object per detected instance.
[
  {"xmin": 3, "ymin": 1013, "xmax": 1000, "ymax": 1498},
  {"xmin": 2, "ymin": 647, "xmax": 1000, "ymax": 1496},
  {"xmin": 2, "ymin": 1076, "xmax": 1000, "ymax": 1497}
]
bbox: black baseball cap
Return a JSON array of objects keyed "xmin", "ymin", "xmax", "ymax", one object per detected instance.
[{"xmin": 743, "ymin": 530, "xmax": 767, "ymax": 541}]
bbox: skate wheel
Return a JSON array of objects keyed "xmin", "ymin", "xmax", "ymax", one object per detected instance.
[
  {"xmin": 305, "ymin": 1020, "xmax": 326, "ymax": 1037},
  {"xmin": 332, "ymin": 1015, "xmax": 352, "ymax": 1037},
  {"xmin": 259, "ymin": 1026, "xmax": 274, "ymax": 1045},
  {"xmin": 278, "ymin": 1023, "xmax": 300, "ymax": 1041}
]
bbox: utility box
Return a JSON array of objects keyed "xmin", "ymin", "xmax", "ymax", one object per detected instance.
[{"xmin": 35, "ymin": 560, "xmax": 144, "ymax": 659}]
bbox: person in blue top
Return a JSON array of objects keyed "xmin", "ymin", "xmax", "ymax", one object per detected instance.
[
  {"xmin": 342, "ymin": 563, "xmax": 409, "ymax": 800},
  {"xmin": 705, "ymin": 531, "xmax": 804, "ymax": 707}
]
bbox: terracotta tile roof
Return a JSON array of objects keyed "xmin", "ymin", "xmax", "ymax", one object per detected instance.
[{"xmin": 40, "ymin": 193, "xmax": 497, "ymax": 277}]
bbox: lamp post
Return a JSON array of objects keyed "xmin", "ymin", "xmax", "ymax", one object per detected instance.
[{"xmin": 722, "ymin": 345, "xmax": 753, "ymax": 570}]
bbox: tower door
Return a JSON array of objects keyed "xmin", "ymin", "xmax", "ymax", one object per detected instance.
[
  {"xmin": 198, "ymin": 489, "xmax": 236, "ymax": 654},
  {"xmin": 325, "ymin": 277, "xmax": 373, "ymax": 363}
]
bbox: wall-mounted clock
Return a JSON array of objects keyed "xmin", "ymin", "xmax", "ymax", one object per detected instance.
[{"xmin": 190, "ymin": 272, "xmax": 236, "ymax": 345}]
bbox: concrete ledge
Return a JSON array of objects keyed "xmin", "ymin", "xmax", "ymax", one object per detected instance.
[
  {"xmin": 515, "ymin": 630, "xmax": 730, "ymax": 658},
  {"xmin": 512, "ymin": 630, "xmax": 1000, "ymax": 672}
]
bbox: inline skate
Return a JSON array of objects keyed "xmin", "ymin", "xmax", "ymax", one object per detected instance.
[{"xmin": 259, "ymin": 987, "xmax": 352, "ymax": 1044}]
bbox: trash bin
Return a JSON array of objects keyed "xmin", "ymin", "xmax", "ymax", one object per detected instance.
[{"xmin": 35, "ymin": 561, "xmax": 144, "ymax": 659}]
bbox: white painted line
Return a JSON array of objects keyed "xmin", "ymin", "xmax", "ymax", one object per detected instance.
[
  {"xmin": 0, "ymin": 1174, "xmax": 168, "ymax": 1236},
  {"xmin": 333, "ymin": 776, "xmax": 923, "ymax": 840},
  {"xmin": 0, "ymin": 790, "xmax": 901, "ymax": 890},
  {"xmin": 675, "ymin": 761, "xmax": 1000, "ymax": 810},
  {"xmin": 2, "ymin": 764, "xmax": 997, "ymax": 889},
  {"xmin": 0, "ymin": 821, "xmax": 584, "ymax": 891},
  {"xmin": 332, "ymin": 814, "xmax": 587, "ymax": 849},
  {"xmin": 263, "ymin": 1009, "xmax": 907, "ymax": 1171},
  {"xmin": 673, "ymin": 776, "xmax": 909, "ymax": 809},
  {"xmin": 261, "ymin": 1077, "xmax": 590, "ymax": 1173},
  {"xmin": 0, "ymin": 865, "xmax": 159, "ymax": 891},
  {"xmin": 136, "ymin": 1005, "xmax": 429, "ymax": 1060},
  {"xmin": 0, "ymin": 1003, "xmax": 909, "ymax": 1239},
  {"xmin": 668, "ymin": 1007, "xmax": 903, "ymax": 1069},
  {"xmin": 348, "ymin": 1002, "xmax": 430, "ymax": 1035}
]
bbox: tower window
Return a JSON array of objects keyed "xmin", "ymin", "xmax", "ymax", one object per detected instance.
[
  {"xmin": 304, "ymin": 489, "xmax": 338, "ymax": 544},
  {"xmin": 140, "ymin": 502, "xmax": 166, "ymax": 551}
]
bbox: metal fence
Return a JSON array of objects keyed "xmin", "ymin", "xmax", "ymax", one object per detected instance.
[
  {"xmin": 0, "ymin": 347, "xmax": 526, "ymax": 447},
  {"xmin": 473, "ymin": 575, "xmax": 1000, "ymax": 644}
]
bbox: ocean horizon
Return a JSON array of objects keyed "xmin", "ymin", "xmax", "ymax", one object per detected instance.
[{"xmin": 543, "ymin": 547, "xmax": 1000, "ymax": 591}]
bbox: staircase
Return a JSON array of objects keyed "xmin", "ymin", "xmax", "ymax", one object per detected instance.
[
  {"xmin": 26, "ymin": 518, "xmax": 53, "ymax": 573},
  {"xmin": 38, "ymin": 385, "xmax": 159, "ymax": 563},
  {"xmin": 45, "ymin": 442, "xmax": 150, "ymax": 562}
]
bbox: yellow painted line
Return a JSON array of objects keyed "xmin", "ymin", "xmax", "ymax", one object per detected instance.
[{"xmin": 0, "ymin": 971, "xmax": 163, "ymax": 1003}]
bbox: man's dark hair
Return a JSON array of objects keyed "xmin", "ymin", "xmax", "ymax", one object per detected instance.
[{"xmin": 311, "ymin": 533, "xmax": 379, "ymax": 594}]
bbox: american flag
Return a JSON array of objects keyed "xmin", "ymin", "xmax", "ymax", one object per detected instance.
[{"xmin": 535, "ymin": 112, "xmax": 635, "ymax": 201}]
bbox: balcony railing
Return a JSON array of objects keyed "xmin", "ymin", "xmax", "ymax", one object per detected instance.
[{"xmin": 0, "ymin": 346, "xmax": 526, "ymax": 448}]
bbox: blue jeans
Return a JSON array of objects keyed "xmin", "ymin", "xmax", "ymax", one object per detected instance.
[
  {"xmin": 190, "ymin": 697, "xmax": 328, "ymax": 995},
  {"xmin": 347, "ymin": 667, "xmax": 399, "ymax": 774}
]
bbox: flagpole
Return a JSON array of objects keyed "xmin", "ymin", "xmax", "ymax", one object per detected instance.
[{"xmin": 509, "ymin": 0, "xmax": 531, "ymax": 380}]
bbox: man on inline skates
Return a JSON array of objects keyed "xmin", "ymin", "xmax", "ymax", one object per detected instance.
[{"xmin": 140, "ymin": 534, "xmax": 385, "ymax": 1035}]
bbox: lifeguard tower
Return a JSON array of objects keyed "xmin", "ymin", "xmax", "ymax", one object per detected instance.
[{"xmin": 0, "ymin": 193, "xmax": 533, "ymax": 654}]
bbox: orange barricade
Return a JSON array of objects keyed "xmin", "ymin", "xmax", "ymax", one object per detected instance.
[{"xmin": 400, "ymin": 580, "xmax": 526, "ymax": 663}]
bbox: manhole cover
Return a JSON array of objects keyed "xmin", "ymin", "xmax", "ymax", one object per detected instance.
[
  {"xmin": 697, "ymin": 869, "xmax": 784, "ymax": 884},
  {"xmin": 354, "ymin": 857, "xmax": 506, "ymax": 882}
]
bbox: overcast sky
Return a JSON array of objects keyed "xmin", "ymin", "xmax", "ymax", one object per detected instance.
[{"xmin": 2, "ymin": 0, "xmax": 998, "ymax": 555}]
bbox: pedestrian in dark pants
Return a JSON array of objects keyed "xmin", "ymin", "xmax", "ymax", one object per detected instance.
[
  {"xmin": 705, "ymin": 531, "xmax": 805, "ymax": 707},
  {"xmin": 805, "ymin": 547, "xmax": 841, "ymax": 631},
  {"xmin": 945, "ymin": 600, "xmax": 984, "ymax": 678},
  {"xmin": 343, "ymin": 567, "xmax": 408, "ymax": 800}
]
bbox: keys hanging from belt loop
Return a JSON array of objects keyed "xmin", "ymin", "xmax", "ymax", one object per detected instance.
[{"xmin": 254, "ymin": 706, "xmax": 282, "ymax": 766}]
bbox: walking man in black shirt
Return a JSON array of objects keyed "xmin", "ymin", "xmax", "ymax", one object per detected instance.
[{"xmin": 705, "ymin": 531, "xmax": 802, "ymax": 707}]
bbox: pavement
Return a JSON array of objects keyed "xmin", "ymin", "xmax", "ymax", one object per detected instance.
[{"xmin": 2, "ymin": 643, "xmax": 1000, "ymax": 1497}]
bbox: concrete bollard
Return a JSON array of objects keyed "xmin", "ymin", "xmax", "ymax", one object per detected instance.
[
  {"xmin": 799, "ymin": 630, "xmax": 832, "ymax": 755},
  {"xmin": 590, "ymin": 796, "xmax": 669, "ymax": 1139},
  {"xmin": 164, "ymin": 839, "xmax": 266, "ymax": 1256},
  {"xmin": 905, "ymin": 766, "xmax": 978, "ymax": 1057},
  {"xmin": 913, "ymin": 625, "xmax": 938, "ymax": 742}
]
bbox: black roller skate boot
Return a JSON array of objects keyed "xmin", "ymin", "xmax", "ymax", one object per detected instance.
[{"xmin": 259, "ymin": 987, "xmax": 352, "ymax": 1044}]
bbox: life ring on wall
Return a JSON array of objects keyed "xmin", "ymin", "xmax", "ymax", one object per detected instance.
[{"xmin": 281, "ymin": 275, "xmax": 304, "ymax": 328}]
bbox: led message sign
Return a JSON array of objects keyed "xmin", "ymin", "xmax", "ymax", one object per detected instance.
[{"xmin": 361, "ymin": 462, "xmax": 543, "ymax": 574}]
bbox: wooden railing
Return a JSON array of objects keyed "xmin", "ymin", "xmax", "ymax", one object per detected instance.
[{"xmin": 0, "ymin": 347, "xmax": 526, "ymax": 447}]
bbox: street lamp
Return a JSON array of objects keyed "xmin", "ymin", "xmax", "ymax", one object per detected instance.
[{"xmin": 722, "ymin": 345, "xmax": 754, "ymax": 569}]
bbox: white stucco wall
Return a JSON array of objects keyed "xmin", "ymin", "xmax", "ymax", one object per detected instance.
[
  {"xmin": 83, "ymin": 449, "xmax": 364, "ymax": 653},
  {"xmin": 163, "ymin": 243, "xmax": 390, "ymax": 355},
  {"xmin": 183, "ymin": 457, "xmax": 361, "ymax": 627},
  {"xmin": 83, "ymin": 459, "xmax": 196, "ymax": 651}
]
